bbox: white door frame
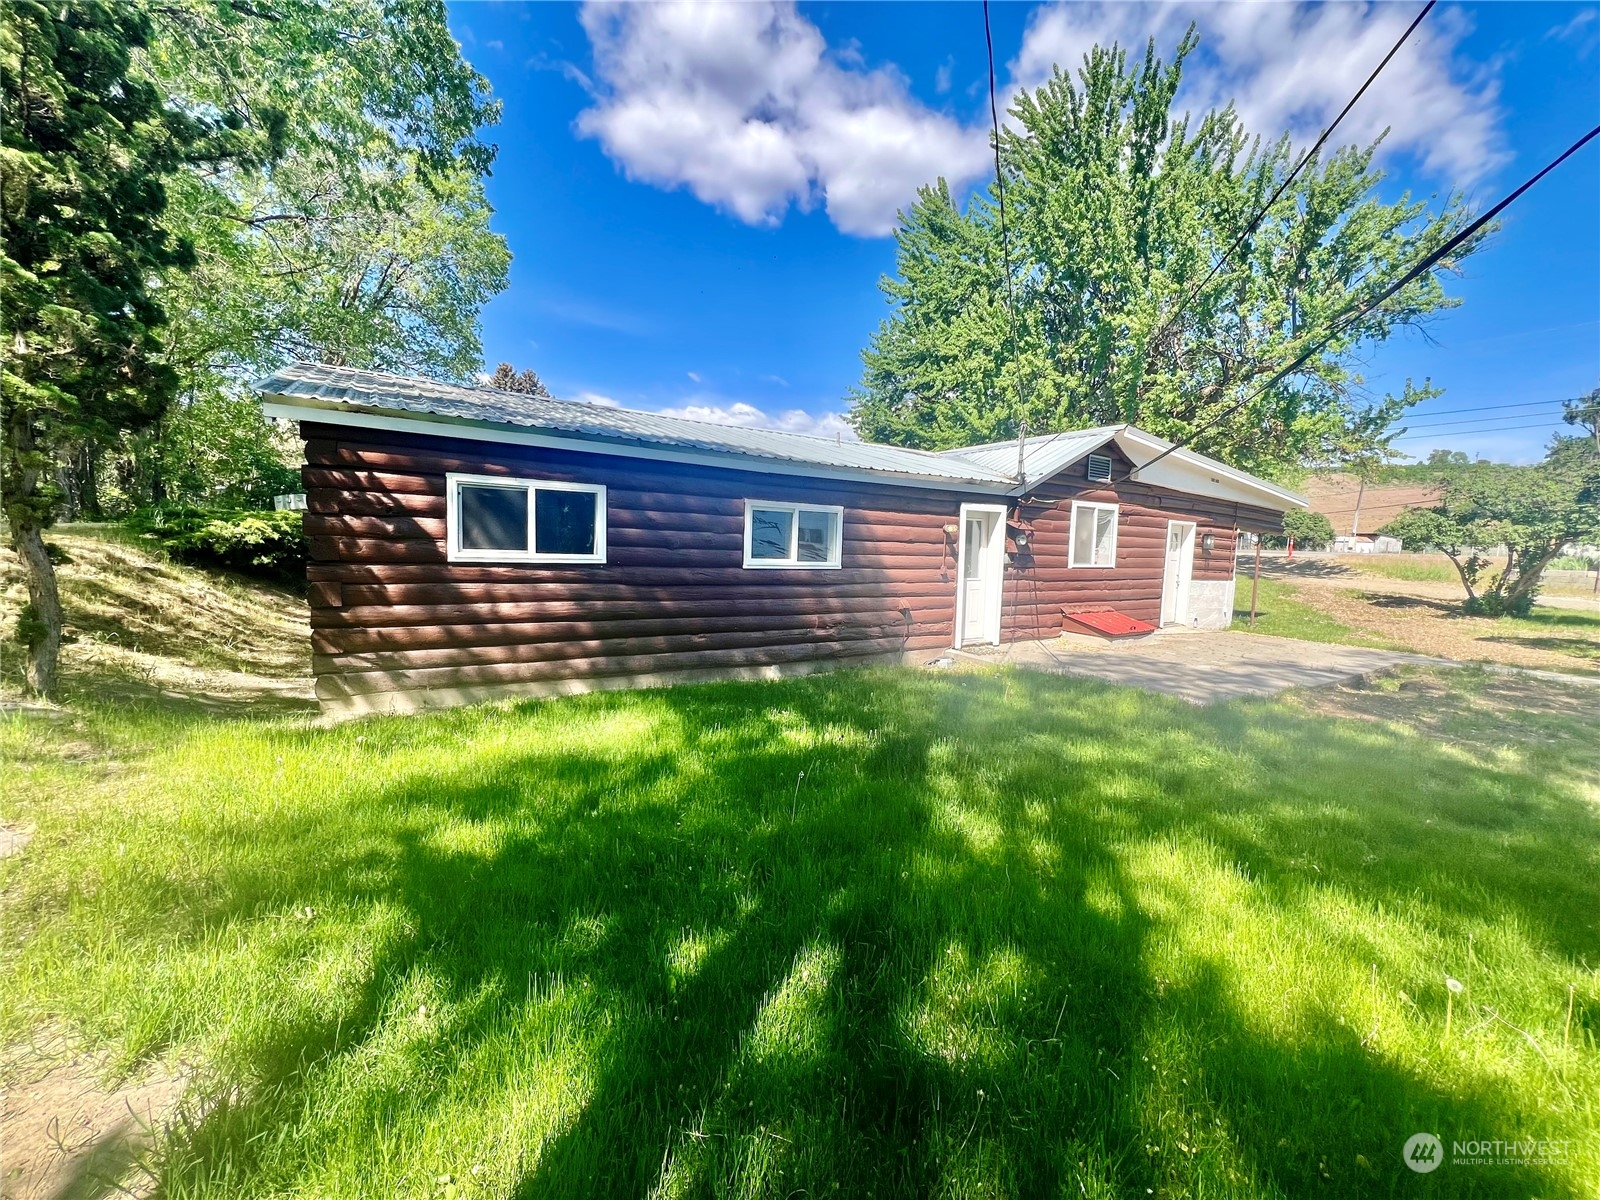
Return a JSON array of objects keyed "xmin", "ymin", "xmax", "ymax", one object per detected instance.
[
  {"xmin": 953, "ymin": 503, "xmax": 1007, "ymax": 648},
  {"xmin": 1161, "ymin": 520, "xmax": 1197, "ymax": 626}
]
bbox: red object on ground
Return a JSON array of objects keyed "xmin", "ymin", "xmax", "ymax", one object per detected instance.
[{"xmin": 1061, "ymin": 609, "xmax": 1158, "ymax": 639}]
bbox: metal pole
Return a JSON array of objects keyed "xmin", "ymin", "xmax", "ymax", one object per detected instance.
[{"xmin": 1250, "ymin": 535, "xmax": 1262, "ymax": 627}]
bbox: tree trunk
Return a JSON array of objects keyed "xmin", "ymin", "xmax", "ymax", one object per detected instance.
[
  {"xmin": 11, "ymin": 518, "xmax": 63, "ymax": 698},
  {"xmin": 1443, "ymin": 550, "xmax": 1478, "ymax": 603},
  {"xmin": 1503, "ymin": 545, "xmax": 1564, "ymax": 611}
]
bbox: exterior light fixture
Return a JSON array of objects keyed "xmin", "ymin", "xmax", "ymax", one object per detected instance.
[{"xmin": 1201, "ymin": 533, "xmax": 1217, "ymax": 553}]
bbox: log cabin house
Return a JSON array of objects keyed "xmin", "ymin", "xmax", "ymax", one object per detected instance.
[{"xmin": 257, "ymin": 362, "xmax": 1307, "ymax": 717}]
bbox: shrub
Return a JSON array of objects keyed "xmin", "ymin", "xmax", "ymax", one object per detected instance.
[
  {"xmin": 127, "ymin": 507, "xmax": 306, "ymax": 585},
  {"xmin": 1264, "ymin": 509, "xmax": 1336, "ymax": 550}
]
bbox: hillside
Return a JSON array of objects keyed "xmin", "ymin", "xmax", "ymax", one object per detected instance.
[
  {"xmin": 1300, "ymin": 472, "xmax": 1441, "ymax": 537},
  {"xmin": 0, "ymin": 526, "xmax": 312, "ymax": 713}
]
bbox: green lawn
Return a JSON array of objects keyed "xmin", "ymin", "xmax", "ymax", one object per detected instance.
[
  {"xmin": 3, "ymin": 667, "xmax": 1597, "ymax": 1198},
  {"xmin": 1232, "ymin": 577, "xmax": 1401, "ymax": 649}
]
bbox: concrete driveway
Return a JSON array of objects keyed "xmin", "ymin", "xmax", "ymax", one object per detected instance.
[{"xmin": 951, "ymin": 628, "xmax": 1444, "ymax": 704}]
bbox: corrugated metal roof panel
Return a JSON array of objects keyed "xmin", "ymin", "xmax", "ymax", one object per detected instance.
[
  {"xmin": 256, "ymin": 362, "xmax": 1017, "ymax": 487},
  {"xmin": 940, "ymin": 429, "xmax": 1123, "ymax": 481}
]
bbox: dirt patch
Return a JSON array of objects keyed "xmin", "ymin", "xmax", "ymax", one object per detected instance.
[
  {"xmin": 1, "ymin": 1037, "xmax": 185, "ymax": 1200},
  {"xmin": 1260, "ymin": 560, "xmax": 1600, "ymax": 674},
  {"xmin": 1294, "ymin": 666, "xmax": 1600, "ymax": 752}
]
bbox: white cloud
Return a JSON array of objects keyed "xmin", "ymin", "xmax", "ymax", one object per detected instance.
[
  {"xmin": 573, "ymin": 390, "xmax": 621, "ymax": 408},
  {"xmin": 574, "ymin": 1, "xmax": 990, "ymax": 236},
  {"xmin": 657, "ymin": 397, "xmax": 857, "ymax": 440},
  {"xmin": 1014, "ymin": 1, "xmax": 1506, "ymax": 183}
]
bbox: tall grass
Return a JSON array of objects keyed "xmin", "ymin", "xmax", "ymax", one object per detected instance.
[
  {"xmin": 3, "ymin": 667, "xmax": 1597, "ymax": 1198},
  {"xmin": 1337, "ymin": 553, "xmax": 1462, "ymax": 585}
]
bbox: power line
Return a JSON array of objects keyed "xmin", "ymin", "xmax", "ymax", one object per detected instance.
[
  {"xmin": 1397, "ymin": 407, "xmax": 1563, "ymax": 431},
  {"xmin": 1142, "ymin": 0, "xmax": 1436, "ymax": 361},
  {"xmin": 1402, "ymin": 397, "xmax": 1567, "ymax": 420},
  {"xmin": 1013, "ymin": 0, "xmax": 1435, "ymax": 484},
  {"xmin": 1392, "ymin": 421, "xmax": 1564, "ymax": 440},
  {"xmin": 1127, "ymin": 119, "xmax": 1600, "ymax": 480},
  {"xmin": 982, "ymin": 0, "xmax": 1028, "ymax": 489}
]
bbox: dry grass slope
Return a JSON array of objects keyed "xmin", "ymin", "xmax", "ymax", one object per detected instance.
[{"xmin": 0, "ymin": 527, "xmax": 312, "ymax": 714}]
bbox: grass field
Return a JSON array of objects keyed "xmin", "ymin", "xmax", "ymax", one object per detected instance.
[
  {"xmin": 1333, "ymin": 554, "xmax": 1462, "ymax": 585},
  {"xmin": 1232, "ymin": 578, "xmax": 1402, "ymax": 649},
  {"xmin": 3, "ymin": 665, "xmax": 1597, "ymax": 1198}
]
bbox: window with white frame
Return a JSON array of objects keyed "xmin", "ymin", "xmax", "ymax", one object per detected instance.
[
  {"xmin": 446, "ymin": 472, "xmax": 606, "ymax": 563},
  {"xmin": 1069, "ymin": 501, "xmax": 1118, "ymax": 568},
  {"xmin": 743, "ymin": 500, "xmax": 843, "ymax": 568}
]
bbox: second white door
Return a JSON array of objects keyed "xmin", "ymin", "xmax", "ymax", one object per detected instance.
[{"xmin": 1161, "ymin": 521, "xmax": 1196, "ymax": 626}]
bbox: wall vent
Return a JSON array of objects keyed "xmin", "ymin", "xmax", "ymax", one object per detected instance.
[{"xmin": 1085, "ymin": 454, "xmax": 1113, "ymax": 483}]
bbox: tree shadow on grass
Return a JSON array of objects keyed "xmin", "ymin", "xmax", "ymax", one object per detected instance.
[{"xmin": 57, "ymin": 668, "xmax": 1594, "ymax": 1197}]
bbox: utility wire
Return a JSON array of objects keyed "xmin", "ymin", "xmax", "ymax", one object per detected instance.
[
  {"xmin": 982, "ymin": 0, "xmax": 1028, "ymax": 489},
  {"xmin": 1392, "ymin": 421, "xmax": 1564, "ymax": 440},
  {"xmin": 1142, "ymin": 0, "xmax": 1436, "ymax": 364},
  {"xmin": 1011, "ymin": 0, "xmax": 1434, "ymax": 487},
  {"xmin": 1397, "ymin": 407, "xmax": 1564, "ymax": 432},
  {"xmin": 1126, "ymin": 120, "xmax": 1600, "ymax": 480},
  {"xmin": 1400, "ymin": 397, "xmax": 1566, "ymax": 419}
]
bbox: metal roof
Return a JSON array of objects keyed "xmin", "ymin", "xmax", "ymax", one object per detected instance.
[
  {"xmin": 255, "ymin": 362, "xmax": 1305, "ymax": 509},
  {"xmin": 937, "ymin": 428, "xmax": 1124, "ymax": 482},
  {"xmin": 255, "ymin": 362, "xmax": 1015, "ymax": 488}
]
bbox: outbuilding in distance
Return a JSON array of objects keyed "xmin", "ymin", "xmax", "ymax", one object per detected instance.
[{"xmin": 256, "ymin": 362, "xmax": 1307, "ymax": 717}]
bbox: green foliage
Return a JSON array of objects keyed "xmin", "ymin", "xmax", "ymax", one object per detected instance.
[
  {"xmin": 1552, "ymin": 552, "xmax": 1598, "ymax": 572},
  {"xmin": 1563, "ymin": 386, "xmax": 1600, "ymax": 444},
  {"xmin": 848, "ymin": 34, "xmax": 1480, "ymax": 476},
  {"xmin": 72, "ymin": 0, "xmax": 510, "ymax": 515},
  {"xmin": 0, "ymin": 0, "xmax": 236, "ymax": 529},
  {"xmin": 1262, "ymin": 509, "xmax": 1335, "ymax": 550},
  {"xmin": 128, "ymin": 507, "xmax": 306, "ymax": 583},
  {"xmin": 1379, "ymin": 439, "xmax": 1600, "ymax": 617},
  {"xmin": 489, "ymin": 362, "xmax": 552, "ymax": 396}
]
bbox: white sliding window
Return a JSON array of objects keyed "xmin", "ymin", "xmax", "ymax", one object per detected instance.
[
  {"xmin": 446, "ymin": 472, "xmax": 606, "ymax": 563},
  {"xmin": 742, "ymin": 500, "xmax": 843, "ymax": 569},
  {"xmin": 1068, "ymin": 501, "xmax": 1119, "ymax": 568}
]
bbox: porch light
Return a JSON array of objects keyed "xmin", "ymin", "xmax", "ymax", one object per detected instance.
[{"xmin": 1201, "ymin": 533, "xmax": 1217, "ymax": 553}]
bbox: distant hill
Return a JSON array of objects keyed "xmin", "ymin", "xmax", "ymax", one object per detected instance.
[{"xmin": 1301, "ymin": 473, "xmax": 1442, "ymax": 538}]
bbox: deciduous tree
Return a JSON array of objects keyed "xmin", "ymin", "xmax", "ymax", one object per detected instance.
[
  {"xmin": 1381, "ymin": 439, "xmax": 1600, "ymax": 616},
  {"xmin": 849, "ymin": 33, "xmax": 1481, "ymax": 476}
]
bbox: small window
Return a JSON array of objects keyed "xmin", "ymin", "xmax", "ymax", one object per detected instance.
[
  {"xmin": 1086, "ymin": 453, "xmax": 1113, "ymax": 483},
  {"xmin": 743, "ymin": 500, "xmax": 843, "ymax": 569},
  {"xmin": 1069, "ymin": 501, "xmax": 1118, "ymax": 568},
  {"xmin": 447, "ymin": 472, "xmax": 605, "ymax": 563}
]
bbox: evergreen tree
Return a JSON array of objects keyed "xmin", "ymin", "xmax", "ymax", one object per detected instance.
[
  {"xmin": 489, "ymin": 363, "xmax": 552, "ymax": 397},
  {"xmin": 0, "ymin": 1, "xmax": 247, "ymax": 695}
]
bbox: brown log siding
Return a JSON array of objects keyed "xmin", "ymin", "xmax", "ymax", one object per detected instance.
[
  {"xmin": 298, "ymin": 424, "xmax": 1286, "ymax": 708},
  {"xmin": 300, "ymin": 423, "xmax": 966, "ymax": 704},
  {"xmin": 999, "ymin": 443, "xmax": 1283, "ymax": 641}
]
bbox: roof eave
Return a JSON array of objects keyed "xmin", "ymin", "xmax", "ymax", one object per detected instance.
[{"xmin": 260, "ymin": 391, "xmax": 1017, "ymax": 493}]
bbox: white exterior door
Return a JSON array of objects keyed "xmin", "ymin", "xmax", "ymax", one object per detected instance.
[
  {"xmin": 956, "ymin": 505, "xmax": 1005, "ymax": 646},
  {"xmin": 1161, "ymin": 521, "xmax": 1196, "ymax": 626}
]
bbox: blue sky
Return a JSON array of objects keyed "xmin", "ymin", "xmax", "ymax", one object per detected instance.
[{"xmin": 448, "ymin": 1, "xmax": 1600, "ymax": 464}]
